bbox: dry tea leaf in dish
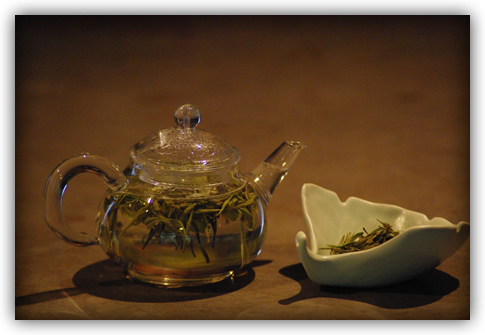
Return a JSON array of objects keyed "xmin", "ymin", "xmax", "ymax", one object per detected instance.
[{"xmin": 322, "ymin": 220, "xmax": 399, "ymax": 255}]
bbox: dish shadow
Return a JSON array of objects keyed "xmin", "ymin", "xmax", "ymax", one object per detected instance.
[
  {"xmin": 16, "ymin": 258, "xmax": 271, "ymax": 306},
  {"xmin": 278, "ymin": 263, "xmax": 460, "ymax": 309}
]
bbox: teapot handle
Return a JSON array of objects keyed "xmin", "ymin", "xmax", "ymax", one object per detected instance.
[{"xmin": 43, "ymin": 153, "xmax": 127, "ymax": 246}]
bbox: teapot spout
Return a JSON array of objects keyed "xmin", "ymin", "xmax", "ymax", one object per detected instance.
[{"xmin": 249, "ymin": 141, "xmax": 306, "ymax": 205}]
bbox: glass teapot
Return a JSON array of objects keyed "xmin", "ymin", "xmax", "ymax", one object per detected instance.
[{"xmin": 43, "ymin": 104, "xmax": 305, "ymax": 287}]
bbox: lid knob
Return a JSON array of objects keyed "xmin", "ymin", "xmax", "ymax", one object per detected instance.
[{"xmin": 174, "ymin": 104, "xmax": 201, "ymax": 132}]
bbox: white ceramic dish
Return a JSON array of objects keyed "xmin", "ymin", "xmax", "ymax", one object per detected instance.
[{"xmin": 296, "ymin": 183, "xmax": 470, "ymax": 288}]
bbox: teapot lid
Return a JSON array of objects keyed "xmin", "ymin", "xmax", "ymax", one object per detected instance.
[{"xmin": 130, "ymin": 104, "xmax": 240, "ymax": 172}]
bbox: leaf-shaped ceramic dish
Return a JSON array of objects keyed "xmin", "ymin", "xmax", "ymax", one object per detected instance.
[{"xmin": 296, "ymin": 183, "xmax": 470, "ymax": 288}]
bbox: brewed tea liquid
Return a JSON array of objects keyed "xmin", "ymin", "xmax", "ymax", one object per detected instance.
[{"xmin": 96, "ymin": 186, "xmax": 265, "ymax": 285}]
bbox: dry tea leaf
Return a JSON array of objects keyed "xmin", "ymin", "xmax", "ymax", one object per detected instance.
[{"xmin": 322, "ymin": 220, "xmax": 399, "ymax": 255}]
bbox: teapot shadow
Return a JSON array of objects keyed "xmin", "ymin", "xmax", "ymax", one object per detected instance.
[
  {"xmin": 278, "ymin": 263, "xmax": 460, "ymax": 309},
  {"xmin": 16, "ymin": 259, "xmax": 271, "ymax": 306}
]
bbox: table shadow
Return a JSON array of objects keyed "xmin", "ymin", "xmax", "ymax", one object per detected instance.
[
  {"xmin": 278, "ymin": 263, "xmax": 460, "ymax": 309},
  {"xmin": 16, "ymin": 259, "xmax": 271, "ymax": 306}
]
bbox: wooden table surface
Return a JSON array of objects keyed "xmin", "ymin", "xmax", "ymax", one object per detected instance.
[{"xmin": 15, "ymin": 15, "xmax": 470, "ymax": 320}]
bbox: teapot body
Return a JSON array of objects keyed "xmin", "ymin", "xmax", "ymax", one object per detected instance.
[{"xmin": 96, "ymin": 168, "xmax": 266, "ymax": 286}]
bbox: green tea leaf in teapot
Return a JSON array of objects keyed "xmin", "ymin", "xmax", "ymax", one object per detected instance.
[
  {"xmin": 321, "ymin": 220, "xmax": 399, "ymax": 255},
  {"xmin": 110, "ymin": 183, "xmax": 258, "ymax": 263}
]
